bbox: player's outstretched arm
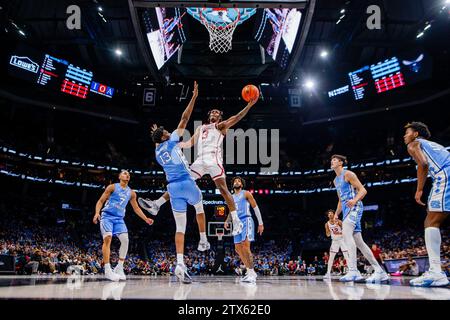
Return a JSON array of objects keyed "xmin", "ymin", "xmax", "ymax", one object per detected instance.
[
  {"xmin": 130, "ymin": 191, "xmax": 154, "ymax": 225},
  {"xmin": 407, "ymin": 141, "xmax": 428, "ymax": 206},
  {"xmin": 93, "ymin": 184, "xmax": 115, "ymax": 224},
  {"xmin": 217, "ymin": 98, "xmax": 257, "ymax": 133},
  {"xmin": 345, "ymin": 171, "xmax": 367, "ymax": 208},
  {"xmin": 334, "ymin": 198, "xmax": 342, "ymax": 220},
  {"xmin": 245, "ymin": 191, "xmax": 264, "ymax": 235},
  {"xmin": 325, "ymin": 223, "xmax": 331, "ymax": 237},
  {"xmin": 176, "ymin": 81, "xmax": 198, "ymax": 137},
  {"xmin": 179, "ymin": 126, "xmax": 200, "ymax": 149}
]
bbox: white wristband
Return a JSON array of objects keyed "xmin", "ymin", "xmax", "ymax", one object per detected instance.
[{"xmin": 253, "ymin": 206, "xmax": 263, "ymax": 225}]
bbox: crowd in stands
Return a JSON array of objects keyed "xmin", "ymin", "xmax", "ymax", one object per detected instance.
[{"xmin": 2, "ymin": 214, "xmax": 449, "ymax": 277}]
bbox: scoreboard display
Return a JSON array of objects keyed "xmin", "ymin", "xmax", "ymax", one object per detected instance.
[
  {"xmin": 327, "ymin": 52, "xmax": 432, "ymax": 102},
  {"xmin": 8, "ymin": 45, "xmax": 114, "ymax": 100}
]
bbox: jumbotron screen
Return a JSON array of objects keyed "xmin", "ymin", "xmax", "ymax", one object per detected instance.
[
  {"xmin": 142, "ymin": 7, "xmax": 187, "ymax": 70},
  {"xmin": 254, "ymin": 8, "xmax": 303, "ymax": 69},
  {"xmin": 7, "ymin": 45, "xmax": 114, "ymax": 99},
  {"xmin": 327, "ymin": 52, "xmax": 432, "ymax": 101}
]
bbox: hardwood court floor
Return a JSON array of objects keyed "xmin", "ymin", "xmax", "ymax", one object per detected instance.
[{"xmin": 0, "ymin": 275, "xmax": 448, "ymax": 300}]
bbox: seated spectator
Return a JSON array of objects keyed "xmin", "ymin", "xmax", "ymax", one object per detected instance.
[{"xmin": 307, "ymin": 264, "xmax": 316, "ymax": 276}]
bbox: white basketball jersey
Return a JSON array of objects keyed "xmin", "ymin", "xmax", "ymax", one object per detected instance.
[
  {"xmin": 328, "ymin": 221, "xmax": 343, "ymax": 240},
  {"xmin": 197, "ymin": 123, "xmax": 224, "ymax": 162}
]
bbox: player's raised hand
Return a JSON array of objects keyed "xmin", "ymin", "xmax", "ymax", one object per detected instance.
[
  {"xmin": 192, "ymin": 81, "xmax": 198, "ymax": 97},
  {"xmin": 258, "ymin": 224, "xmax": 264, "ymax": 235},
  {"xmin": 150, "ymin": 124, "xmax": 158, "ymax": 134},
  {"xmin": 92, "ymin": 213, "xmax": 100, "ymax": 224},
  {"xmin": 247, "ymin": 98, "xmax": 257, "ymax": 108}
]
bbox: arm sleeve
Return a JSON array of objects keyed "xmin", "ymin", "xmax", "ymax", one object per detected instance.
[
  {"xmin": 170, "ymin": 131, "xmax": 180, "ymax": 142},
  {"xmin": 253, "ymin": 206, "xmax": 263, "ymax": 225}
]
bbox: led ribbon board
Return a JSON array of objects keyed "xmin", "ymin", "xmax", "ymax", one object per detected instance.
[
  {"xmin": 90, "ymin": 81, "xmax": 114, "ymax": 98},
  {"xmin": 328, "ymin": 53, "xmax": 428, "ymax": 101},
  {"xmin": 8, "ymin": 46, "xmax": 114, "ymax": 100}
]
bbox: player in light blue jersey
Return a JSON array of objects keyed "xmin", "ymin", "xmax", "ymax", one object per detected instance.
[
  {"xmin": 150, "ymin": 81, "xmax": 210, "ymax": 284},
  {"xmin": 404, "ymin": 122, "xmax": 449, "ymax": 287},
  {"xmin": 331, "ymin": 155, "xmax": 389, "ymax": 283},
  {"xmin": 229, "ymin": 176, "xmax": 264, "ymax": 283},
  {"xmin": 93, "ymin": 170, "xmax": 154, "ymax": 281}
]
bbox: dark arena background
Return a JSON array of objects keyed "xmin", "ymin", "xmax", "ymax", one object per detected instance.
[{"xmin": 0, "ymin": 0, "xmax": 449, "ymax": 314}]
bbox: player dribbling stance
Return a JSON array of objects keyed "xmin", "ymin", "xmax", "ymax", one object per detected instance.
[
  {"xmin": 229, "ymin": 176, "xmax": 264, "ymax": 283},
  {"xmin": 93, "ymin": 170, "xmax": 154, "ymax": 281},
  {"xmin": 323, "ymin": 209, "xmax": 350, "ymax": 280},
  {"xmin": 404, "ymin": 122, "xmax": 449, "ymax": 287},
  {"xmin": 331, "ymin": 155, "xmax": 389, "ymax": 283},
  {"xmin": 151, "ymin": 81, "xmax": 210, "ymax": 284}
]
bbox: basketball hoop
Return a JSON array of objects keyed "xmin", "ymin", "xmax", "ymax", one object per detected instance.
[
  {"xmin": 216, "ymin": 227, "xmax": 225, "ymax": 241},
  {"xmin": 216, "ymin": 232, "xmax": 224, "ymax": 241},
  {"xmin": 200, "ymin": 8, "xmax": 241, "ymax": 53}
]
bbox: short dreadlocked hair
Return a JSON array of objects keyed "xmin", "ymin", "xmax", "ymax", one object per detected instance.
[
  {"xmin": 208, "ymin": 109, "xmax": 223, "ymax": 121},
  {"xmin": 404, "ymin": 121, "xmax": 431, "ymax": 139},
  {"xmin": 325, "ymin": 209, "xmax": 335, "ymax": 217},
  {"xmin": 331, "ymin": 154, "xmax": 348, "ymax": 165},
  {"xmin": 151, "ymin": 126, "xmax": 165, "ymax": 144},
  {"xmin": 231, "ymin": 176, "xmax": 246, "ymax": 189}
]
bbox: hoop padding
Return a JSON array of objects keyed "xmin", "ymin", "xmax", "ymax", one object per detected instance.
[{"xmin": 200, "ymin": 8, "xmax": 241, "ymax": 53}]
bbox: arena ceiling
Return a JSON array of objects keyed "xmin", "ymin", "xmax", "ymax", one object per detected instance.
[{"xmin": 1, "ymin": 0, "xmax": 446, "ymax": 87}]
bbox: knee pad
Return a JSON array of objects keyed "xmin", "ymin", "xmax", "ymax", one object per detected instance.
[
  {"xmin": 194, "ymin": 201, "xmax": 204, "ymax": 214},
  {"xmin": 174, "ymin": 212, "xmax": 187, "ymax": 234},
  {"xmin": 118, "ymin": 233, "xmax": 129, "ymax": 245},
  {"xmin": 118, "ymin": 233, "xmax": 129, "ymax": 259}
]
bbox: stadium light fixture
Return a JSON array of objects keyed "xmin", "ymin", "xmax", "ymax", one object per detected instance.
[
  {"xmin": 320, "ymin": 50, "xmax": 328, "ymax": 58},
  {"xmin": 304, "ymin": 80, "xmax": 315, "ymax": 90}
]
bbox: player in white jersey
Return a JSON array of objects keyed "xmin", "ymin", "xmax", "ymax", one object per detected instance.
[
  {"xmin": 404, "ymin": 122, "xmax": 449, "ymax": 287},
  {"xmin": 140, "ymin": 98, "xmax": 258, "ymax": 237},
  {"xmin": 323, "ymin": 209, "xmax": 350, "ymax": 280}
]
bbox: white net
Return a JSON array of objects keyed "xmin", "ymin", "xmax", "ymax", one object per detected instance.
[{"xmin": 200, "ymin": 9, "xmax": 240, "ymax": 53}]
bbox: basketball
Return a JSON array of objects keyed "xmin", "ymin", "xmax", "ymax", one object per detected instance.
[{"xmin": 242, "ymin": 84, "xmax": 260, "ymax": 102}]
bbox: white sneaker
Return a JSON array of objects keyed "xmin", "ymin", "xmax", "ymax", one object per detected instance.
[
  {"xmin": 339, "ymin": 270, "xmax": 365, "ymax": 282},
  {"xmin": 241, "ymin": 270, "xmax": 257, "ymax": 283},
  {"xmin": 365, "ymin": 271, "xmax": 389, "ymax": 283},
  {"xmin": 232, "ymin": 219, "xmax": 244, "ymax": 236},
  {"xmin": 138, "ymin": 198, "xmax": 159, "ymax": 216},
  {"xmin": 409, "ymin": 271, "xmax": 449, "ymax": 287},
  {"xmin": 197, "ymin": 241, "xmax": 210, "ymax": 252},
  {"xmin": 105, "ymin": 268, "xmax": 120, "ymax": 282},
  {"xmin": 175, "ymin": 264, "xmax": 192, "ymax": 284},
  {"xmin": 323, "ymin": 273, "xmax": 332, "ymax": 280},
  {"xmin": 113, "ymin": 265, "xmax": 127, "ymax": 281}
]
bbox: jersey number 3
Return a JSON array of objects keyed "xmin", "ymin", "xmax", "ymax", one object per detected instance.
[{"xmin": 159, "ymin": 151, "xmax": 172, "ymax": 165}]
